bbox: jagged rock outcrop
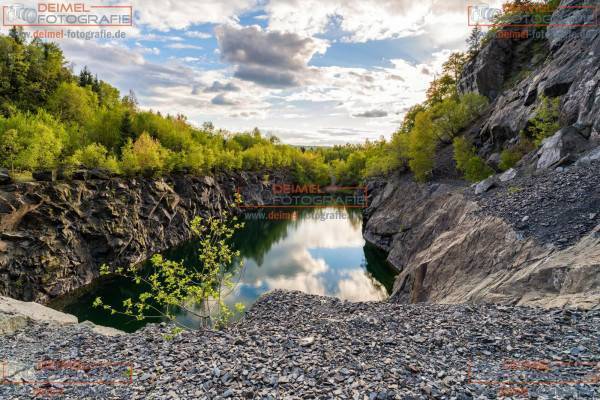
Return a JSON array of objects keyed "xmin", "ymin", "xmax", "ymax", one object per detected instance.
[
  {"xmin": 363, "ymin": 1, "xmax": 600, "ymax": 309},
  {"xmin": 0, "ymin": 171, "xmax": 284, "ymax": 303},
  {"xmin": 459, "ymin": 0, "xmax": 600, "ymax": 154},
  {"xmin": 363, "ymin": 160, "xmax": 600, "ymax": 309}
]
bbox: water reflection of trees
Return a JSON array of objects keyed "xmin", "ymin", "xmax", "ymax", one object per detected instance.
[{"xmin": 362, "ymin": 243, "xmax": 397, "ymax": 294}]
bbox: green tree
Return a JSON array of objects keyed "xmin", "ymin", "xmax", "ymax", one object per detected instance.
[
  {"xmin": 68, "ymin": 143, "xmax": 119, "ymax": 172},
  {"xmin": 120, "ymin": 132, "xmax": 169, "ymax": 176},
  {"xmin": 408, "ymin": 111, "xmax": 438, "ymax": 181},
  {"xmin": 467, "ymin": 25, "xmax": 484, "ymax": 56},
  {"xmin": 453, "ymin": 136, "xmax": 494, "ymax": 182},
  {"xmin": 47, "ymin": 82, "xmax": 97, "ymax": 126},
  {"xmin": 0, "ymin": 129, "xmax": 22, "ymax": 173}
]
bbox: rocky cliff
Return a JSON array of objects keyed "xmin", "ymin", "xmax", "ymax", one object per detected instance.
[
  {"xmin": 363, "ymin": 0, "xmax": 600, "ymax": 309},
  {"xmin": 0, "ymin": 172, "xmax": 283, "ymax": 303}
]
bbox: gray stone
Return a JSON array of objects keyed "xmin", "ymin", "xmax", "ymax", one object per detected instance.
[
  {"xmin": 0, "ymin": 168, "xmax": 11, "ymax": 185},
  {"xmin": 0, "ymin": 296, "xmax": 77, "ymax": 325},
  {"xmin": 576, "ymin": 146, "xmax": 600, "ymax": 166},
  {"xmin": 499, "ymin": 168, "xmax": 517, "ymax": 182},
  {"xmin": 537, "ymin": 126, "xmax": 590, "ymax": 170},
  {"xmin": 32, "ymin": 170, "xmax": 56, "ymax": 182},
  {"xmin": 474, "ymin": 176, "xmax": 497, "ymax": 195},
  {"xmin": 71, "ymin": 170, "xmax": 89, "ymax": 181}
]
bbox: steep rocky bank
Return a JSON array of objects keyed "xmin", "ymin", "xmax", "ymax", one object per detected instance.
[
  {"xmin": 363, "ymin": 160, "xmax": 600, "ymax": 309},
  {"xmin": 363, "ymin": 0, "xmax": 600, "ymax": 309},
  {"xmin": 0, "ymin": 171, "xmax": 285, "ymax": 303},
  {"xmin": 1, "ymin": 290, "xmax": 599, "ymax": 399}
]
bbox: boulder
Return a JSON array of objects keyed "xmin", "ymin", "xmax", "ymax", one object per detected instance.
[
  {"xmin": 575, "ymin": 146, "xmax": 600, "ymax": 166},
  {"xmin": 32, "ymin": 170, "xmax": 56, "ymax": 182},
  {"xmin": 474, "ymin": 176, "xmax": 498, "ymax": 195},
  {"xmin": 0, "ymin": 296, "xmax": 77, "ymax": 325},
  {"xmin": 0, "ymin": 168, "xmax": 12, "ymax": 185},
  {"xmin": 486, "ymin": 153, "xmax": 501, "ymax": 170},
  {"xmin": 0, "ymin": 313, "xmax": 28, "ymax": 335},
  {"xmin": 89, "ymin": 168, "xmax": 110, "ymax": 180},
  {"xmin": 71, "ymin": 170, "xmax": 88, "ymax": 181},
  {"xmin": 536, "ymin": 126, "xmax": 590, "ymax": 170},
  {"xmin": 499, "ymin": 168, "xmax": 517, "ymax": 182}
]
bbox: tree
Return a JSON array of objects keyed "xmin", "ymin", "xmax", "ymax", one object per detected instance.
[
  {"xmin": 527, "ymin": 95, "xmax": 560, "ymax": 145},
  {"xmin": 443, "ymin": 52, "xmax": 468, "ymax": 81},
  {"xmin": 78, "ymin": 66, "xmax": 94, "ymax": 87},
  {"xmin": 120, "ymin": 132, "xmax": 169, "ymax": 176},
  {"xmin": 8, "ymin": 27, "xmax": 25, "ymax": 45},
  {"xmin": 68, "ymin": 143, "xmax": 119, "ymax": 172},
  {"xmin": 94, "ymin": 201, "xmax": 246, "ymax": 331},
  {"xmin": 467, "ymin": 26, "xmax": 484, "ymax": 56},
  {"xmin": 47, "ymin": 82, "xmax": 97, "ymax": 126},
  {"xmin": 407, "ymin": 111, "xmax": 438, "ymax": 182},
  {"xmin": 0, "ymin": 129, "xmax": 22, "ymax": 173}
]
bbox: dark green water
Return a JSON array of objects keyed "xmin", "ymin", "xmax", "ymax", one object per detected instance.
[{"xmin": 50, "ymin": 208, "xmax": 397, "ymax": 332}]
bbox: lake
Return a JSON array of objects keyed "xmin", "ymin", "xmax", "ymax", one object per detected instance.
[{"xmin": 50, "ymin": 207, "xmax": 397, "ymax": 332}]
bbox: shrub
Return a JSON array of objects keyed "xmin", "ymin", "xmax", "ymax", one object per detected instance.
[
  {"xmin": 528, "ymin": 95, "xmax": 560, "ymax": 146},
  {"xmin": 453, "ymin": 136, "xmax": 494, "ymax": 182},
  {"xmin": 120, "ymin": 132, "xmax": 169, "ymax": 176},
  {"xmin": 94, "ymin": 202, "xmax": 246, "ymax": 331},
  {"xmin": 68, "ymin": 143, "xmax": 119, "ymax": 173}
]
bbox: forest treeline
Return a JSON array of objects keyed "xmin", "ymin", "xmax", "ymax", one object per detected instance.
[{"xmin": 1, "ymin": 4, "xmax": 557, "ymax": 186}]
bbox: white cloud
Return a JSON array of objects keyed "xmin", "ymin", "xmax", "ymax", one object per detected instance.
[
  {"xmin": 265, "ymin": 0, "xmax": 475, "ymax": 44},
  {"xmin": 133, "ymin": 0, "xmax": 257, "ymax": 31},
  {"xmin": 184, "ymin": 31, "xmax": 213, "ymax": 39},
  {"xmin": 167, "ymin": 43, "xmax": 204, "ymax": 50}
]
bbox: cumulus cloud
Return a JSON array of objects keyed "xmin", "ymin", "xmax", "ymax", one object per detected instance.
[
  {"xmin": 352, "ymin": 110, "xmax": 388, "ymax": 118},
  {"xmin": 215, "ymin": 24, "xmax": 327, "ymax": 88},
  {"xmin": 265, "ymin": 0, "xmax": 478, "ymax": 45}
]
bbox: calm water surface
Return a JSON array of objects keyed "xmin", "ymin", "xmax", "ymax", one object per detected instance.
[{"xmin": 51, "ymin": 208, "xmax": 396, "ymax": 332}]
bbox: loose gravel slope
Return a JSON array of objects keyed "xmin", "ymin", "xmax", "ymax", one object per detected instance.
[{"xmin": 1, "ymin": 291, "xmax": 599, "ymax": 399}]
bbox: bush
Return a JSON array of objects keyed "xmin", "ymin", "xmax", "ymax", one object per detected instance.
[
  {"xmin": 68, "ymin": 143, "xmax": 119, "ymax": 173},
  {"xmin": 120, "ymin": 132, "xmax": 169, "ymax": 176},
  {"xmin": 94, "ymin": 203, "xmax": 246, "ymax": 331},
  {"xmin": 528, "ymin": 95, "xmax": 560, "ymax": 146},
  {"xmin": 453, "ymin": 136, "xmax": 494, "ymax": 182},
  {"xmin": 0, "ymin": 110, "xmax": 67, "ymax": 170},
  {"xmin": 499, "ymin": 149, "xmax": 522, "ymax": 171}
]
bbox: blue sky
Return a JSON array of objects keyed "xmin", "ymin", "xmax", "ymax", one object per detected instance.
[{"xmin": 3, "ymin": 0, "xmax": 504, "ymax": 145}]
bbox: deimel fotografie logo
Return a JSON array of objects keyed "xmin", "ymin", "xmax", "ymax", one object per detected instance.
[{"xmin": 3, "ymin": 2, "xmax": 132, "ymax": 27}]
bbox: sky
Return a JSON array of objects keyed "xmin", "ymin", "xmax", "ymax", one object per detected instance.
[{"xmin": 3, "ymin": 0, "xmax": 504, "ymax": 145}]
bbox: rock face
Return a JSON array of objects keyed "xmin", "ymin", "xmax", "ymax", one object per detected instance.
[
  {"xmin": 362, "ymin": 1, "xmax": 600, "ymax": 309},
  {"xmin": 0, "ymin": 171, "xmax": 284, "ymax": 303},
  {"xmin": 363, "ymin": 161, "xmax": 600, "ymax": 309},
  {"xmin": 536, "ymin": 126, "xmax": 590, "ymax": 170},
  {"xmin": 458, "ymin": 0, "xmax": 600, "ymax": 156}
]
